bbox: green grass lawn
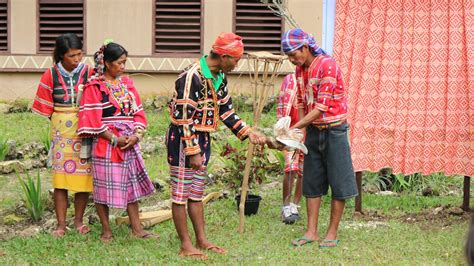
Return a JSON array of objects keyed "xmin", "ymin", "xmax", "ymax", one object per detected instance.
[
  {"xmin": 0, "ymin": 108, "xmax": 471, "ymax": 265},
  {"xmin": 0, "ymin": 188, "xmax": 469, "ymax": 265}
]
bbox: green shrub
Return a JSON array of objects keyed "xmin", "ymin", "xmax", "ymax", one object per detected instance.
[
  {"xmin": 362, "ymin": 169, "xmax": 463, "ymax": 196},
  {"xmin": 16, "ymin": 170, "xmax": 47, "ymax": 221},
  {"xmin": 9, "ymin": 99, "xmax": 31, "ymax": 113},
  {"xmin": 217, "ymin": 141, "xmax": 280, "ymax": 192}
]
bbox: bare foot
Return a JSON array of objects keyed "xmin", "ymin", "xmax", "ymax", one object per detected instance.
[
  {"xmin": 52, "ymin": 229, "xmax": 66, "ymax": 238},
  {"xmin": 52, "ymin": 225, "xmax": 68, "ymax": 238},
  {"xmin": 100, "ymin": 232, "xmax": 113, "ymax": 243}
]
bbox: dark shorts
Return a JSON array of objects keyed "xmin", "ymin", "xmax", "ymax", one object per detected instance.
[{"xmin": 302, "ymin": 123, "xmax": 358, "ymax": 200}]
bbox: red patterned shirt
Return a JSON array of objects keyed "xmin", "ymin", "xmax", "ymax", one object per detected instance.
[
  {"xmin": 295, "ymin": 55, "xmax": 348, "ymax": 125},
  {"xmin": 277, "ymin": 74, "xmax": 299, "ymax": 127},
  {"xmin": 77, "ymin": 76, "xmax": 147, "ymax": 136}
]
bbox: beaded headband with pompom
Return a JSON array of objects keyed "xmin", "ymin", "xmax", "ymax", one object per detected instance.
[{"xmin": 90, "ymin": 38, "xmax": 114, "ymax": 81}]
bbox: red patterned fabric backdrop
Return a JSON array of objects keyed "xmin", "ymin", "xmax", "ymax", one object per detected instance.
[{"xmin": 333, "ymin": 0, "xmax": 473, "ymax": 176}]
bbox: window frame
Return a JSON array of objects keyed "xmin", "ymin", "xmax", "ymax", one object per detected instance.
[
  {"xmin": 0, "ymin": 0, "xmax": 9, "ymax": 54},
  {"xmin": 232, "ymin": 0, "xmax": 284, "ymax": 54},
  {"xmin": 36, "ymin": 0, "xmax": 86, "ymax": 54},
  {"xmin": 152, "ymin": 0, "xmax": 204, "ymax": 57}
]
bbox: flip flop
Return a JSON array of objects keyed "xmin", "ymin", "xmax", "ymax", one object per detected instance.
[
  {"xmin": 319, "ymin": 239, "xmax": 340, "ymax": 248},
  {"xmin": 75, "ymin": 225, "xmax": 91, "ymax": 235},
  {"xmin": 292, "ymin": 236, "xmax": 317, "ymax": 246},
  {"xmin": 179, "ymin": 251, "xmax": 208, "ymax": 261},
  {"xmin": 202, "ymin": 245, "xmax": 227, "ymax": 254},
  {"xmin": 52, "ymin": 229, "xmax": 66, "ymax": 238}
]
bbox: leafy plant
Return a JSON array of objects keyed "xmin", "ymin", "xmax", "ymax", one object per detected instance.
[
  {"xmin": 217, "ymin": 141, "xmax": 280, "ymax": 193},
  {"xmin": 16, "ymin": 170, "xmax": 47, "ymax": 221},
  {"xmin": 40, "ymin": 125, "xmax": 52, "ymax": 152},
  {"xmin": 0, "ymin": 133, "xmax": 9, "ymax": 161},
  {"xmin": 362, "ymin": 171, "xmax": 392, "ymax": 192},
  {"xmin": 391, "ymin": 173, "xmax": 422, "ymax": 193}
]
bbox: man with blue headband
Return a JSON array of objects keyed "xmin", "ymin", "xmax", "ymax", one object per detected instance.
[{"xmin": 282, "ymin": 28, "xmax": 358, "ymax": 248}]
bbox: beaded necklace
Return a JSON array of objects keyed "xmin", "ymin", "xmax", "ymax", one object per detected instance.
[
  {"xmin": 105, "ymin": 78, "xmax": 132, "ymax": 114},
  {"xmin": 56, "ymin": 62, "xmax": 84, "ymax": 105}
]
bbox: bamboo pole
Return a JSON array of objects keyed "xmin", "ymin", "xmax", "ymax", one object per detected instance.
[
  {"xmin": 239, "ymin": 52, "xmax": 286, "ymax": 234},
  {"xmin": 238, "ymin": 142, "xmax": 256, "ymax": 233}
]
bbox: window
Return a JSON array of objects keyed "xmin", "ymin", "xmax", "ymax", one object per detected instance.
[
  {"xmin": 154, "ymin": 0, "xmax": 202, "ymax": 54},
  {"xmin": 322, "ymin": 0, "xmax": 336, "ymax": 55},
  {"xmin": 38, "ymin": 0, "xmax": 84, "ymax": 53},
  {"xmin": 234, "ymin": 0, "xmax": 283, "ymax": 54},
  {"xmin": 0, "ymin": 0, "xmax": 7, "ymax": 52}
]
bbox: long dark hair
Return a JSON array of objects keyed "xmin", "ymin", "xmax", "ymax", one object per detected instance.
[
  {"xmin": 102, "ymin": 43, "xmax": 128, "ymax": 70},
  {"xmin": 53, "ymin": 33, "xmax": 83, "ymax": 64},
  {"xmin": 92, "ymin": 42, "xmax": 128, "ymax": 79}
]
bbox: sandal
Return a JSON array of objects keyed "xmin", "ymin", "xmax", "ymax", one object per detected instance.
[
  {"xmin": 201, "ymin": 245, "xmax": 227, "ymax": 254},
  {"xmin": 291, "ymin": 236, "xmax": 318, "ymax": 246},
  {"xmin": 179, "ymin": 251, "xmax": 208, "ymax": 261},
  {"xmin": 75, "ymin": 225, "xmax": 91, "ymax": 235},
  {"xmin": 319, "ymin": 239, "xmax": 340, "ymax": 248}
]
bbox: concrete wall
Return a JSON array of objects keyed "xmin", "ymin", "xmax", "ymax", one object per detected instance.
[
  {"xmin": 287, "ymin": 0, "xmax": 324, "ymax": 44},
  {"xmin": 10, "ymin": 0, "xmax": 36, "ymax": 54},
  {"xmin": 203, "ymin": 0, "xmax": 234, "ymax": 53},
  {"xmin": 0, "ymin": 71, "xmax": 285, "ymax": 101},
  {"xmin": 86, "ymin": 0, "xmax": 153, "ymax": 55},
  {"xmin": 0, "ymin": 0, "xmax": 323, "ymax": 101}
]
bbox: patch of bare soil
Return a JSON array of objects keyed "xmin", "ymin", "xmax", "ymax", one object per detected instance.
[
  {"xmin": 353, "ymin": 210, "xmax": 389, "ymax": 222},
  {"xmin": 0, "ymin": 183, "xmax": 168, "ymax": 241},
  {"xmin": 0, "ymin": 200, "xmax": 56, "ymax": 241},
  {"xmin": 399, "ymin": 205, "xmax": 472, "ymax": 230},
  {"xmin": 352, "ymin": 205, "xmax": 471, "ymax": 231}
]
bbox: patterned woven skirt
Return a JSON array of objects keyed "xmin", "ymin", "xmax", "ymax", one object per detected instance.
[
  {"xmin": 91, "ymin": 122, "xmax": 154, "ymax": 209},
  {"xmin": 50, "ymin": 107, "xmax": 93, "ymax": 192}
]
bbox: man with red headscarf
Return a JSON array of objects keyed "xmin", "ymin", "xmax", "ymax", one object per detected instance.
[{"xmin": 166, "ymin": 32, "xmax": 266, "ymax": 259}]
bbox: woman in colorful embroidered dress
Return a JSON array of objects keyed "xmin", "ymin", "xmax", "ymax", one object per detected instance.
[
  {"xmin": 77, "ymin": 42, "xmax": 156, "ymax": 242},
  {"xmin": 32, "ymin": 33, "xmax": 93, "ymax": 237}
]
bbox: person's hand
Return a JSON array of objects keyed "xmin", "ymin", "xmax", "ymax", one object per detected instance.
[
  {"xmin": 120, "ymin": 135, "xmax": 139, "ymax": 150},
  {"xmin": 189, "ymin": 154, "xmax": 204, "ymax": 170},
  {"xmin": 266, "ymin": 137, "xmax": 284, "ymax": 150},
  {"xmin": 116, "ymin": 136, "xmax": 129, "ymax": 148},
  {"xmin": 248, "ymin": 129, "xmax": 266, "ymax": 145}
]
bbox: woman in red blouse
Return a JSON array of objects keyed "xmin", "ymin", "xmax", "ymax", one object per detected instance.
[
  {"xmin": 32, "ymin": 33, "xmax": 92, "ymax": 237},
  {"xmin": 78, "ymin": 42, "xmax": 156, "ymax": 242}
]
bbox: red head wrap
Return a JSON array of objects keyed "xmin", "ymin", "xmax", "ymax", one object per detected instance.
[{"xmin": 212, "ymin": 32, "xmax": 244, "ymax": 58}]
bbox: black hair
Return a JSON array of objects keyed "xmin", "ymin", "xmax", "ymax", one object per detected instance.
[
  {"xmin": 53, "ymin": 33, "xmax": 83, "ymax": 64},
  {"xmin": 103, "ymin": 43, "xmax": 128, "ymax": 66},
  {"xmin": 209, "ymin": 50, "xmax": 221, "ymax": 60}
]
